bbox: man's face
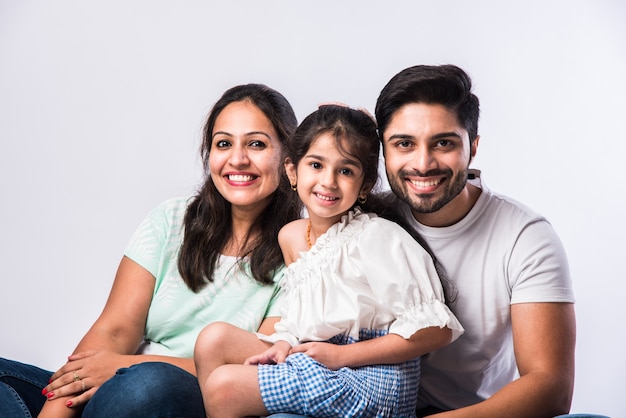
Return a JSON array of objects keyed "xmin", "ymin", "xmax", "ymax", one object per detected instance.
[{"xmin": 382, "ymin": 103, "xmax": 478, "ymax": 222}]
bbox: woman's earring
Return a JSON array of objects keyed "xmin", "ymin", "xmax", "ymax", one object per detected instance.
[
  {"xmin": 358, "ymin": 195, "xmax": 367, "ymax": 204},
  {"xmin": 290, "ymin": 183, "xmax": 297, "ymax": 191}
]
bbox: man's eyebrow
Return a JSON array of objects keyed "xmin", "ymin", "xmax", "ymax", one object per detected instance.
[
  {"xmin": 386, "ymin": 132, "xmax": 462, "ymax": 142},
  {"xmin": 432, "ymin": 132, "xmax": 462, "ymax": 140}
]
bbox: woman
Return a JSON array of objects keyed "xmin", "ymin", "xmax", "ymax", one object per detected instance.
[{"xmin": 0, "ymin": 83, "xmax": 301, "ymax": 418}]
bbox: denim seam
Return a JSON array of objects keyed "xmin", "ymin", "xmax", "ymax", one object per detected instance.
[{"xmin": 1, "ymin": 381, "xmax": 33, "ymax": 417}]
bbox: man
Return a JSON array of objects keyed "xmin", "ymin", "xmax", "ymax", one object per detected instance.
[{"xmin": 376, "ymin": 64, "xmax": 576, "ymax": 417}]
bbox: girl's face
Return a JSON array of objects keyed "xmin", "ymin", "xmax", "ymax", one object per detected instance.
[
  {"xmin": 209, "ymin": 101, "xmax": 283, "ymax": 213},
  {"xmin": 287, "ymin": 133, "xmax": 367, "ymax": 226}
]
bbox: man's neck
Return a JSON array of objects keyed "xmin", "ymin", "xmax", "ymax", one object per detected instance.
[{"xmin": 412, "ymin": 183, "xmax": 482, "ymax": 227}]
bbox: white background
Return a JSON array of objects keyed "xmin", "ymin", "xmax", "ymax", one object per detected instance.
[{"xmin": 1, "ymin": 1, "xmax": 624, "ymax": 416}]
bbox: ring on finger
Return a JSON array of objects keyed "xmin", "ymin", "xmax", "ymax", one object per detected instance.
[
  {"xmin": 81, "ymin": 379, "xmax": 86, "ymax": 392},
  {"xmin": 73, "ymin": 371, "xmax": 80, "ymax": 382}
]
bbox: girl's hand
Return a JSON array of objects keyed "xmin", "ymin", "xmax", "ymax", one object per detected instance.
[
  {"xmin": 43, "ymin": 350, "xmax": 131, "ymax": 408},
  {"xmin": 244, "ymin": 341, "xmax": 292, "ymax": 365},
  {"xmin": 290, "ymin": 342, "xmax": 344, "ymax": 370}
]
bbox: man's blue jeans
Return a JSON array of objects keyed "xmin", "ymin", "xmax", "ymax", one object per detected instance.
[{"xmin": 0, "ymin": 358, "xmax": 205, "ymax": 418}]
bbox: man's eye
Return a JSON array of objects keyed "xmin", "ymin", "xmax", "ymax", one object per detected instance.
[{"xmin": 397, "ymin": 141, "xmax": 412, "ymax": 148}]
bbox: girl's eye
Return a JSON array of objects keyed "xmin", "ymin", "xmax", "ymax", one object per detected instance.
[
  {"xmin": 339, "ymin": 168, "xmax": 354, "ymax": 176},
  {"xmin": 310, "ymin": 162, "xmax": 322, "ymax": 170}
]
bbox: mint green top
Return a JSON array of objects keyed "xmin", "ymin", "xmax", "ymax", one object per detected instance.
[{"xmin": 124, "ymin": 197, "xmax": 284, "ymax": 358}]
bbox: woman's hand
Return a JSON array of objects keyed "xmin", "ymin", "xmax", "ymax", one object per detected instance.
[
  {"xmin": 244, "ymin": 341, "xmax": 292, "ymax": 365},
  {"xmin": 43, "ymin": 350, "xmax": 132, "ymax": 408}
]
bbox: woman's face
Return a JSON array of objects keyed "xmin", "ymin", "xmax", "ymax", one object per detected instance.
[{"xmin": 209, "ymin": 100, "xmax": 283, "ymax": 213}]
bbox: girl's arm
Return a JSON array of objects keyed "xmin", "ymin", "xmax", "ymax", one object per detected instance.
[
  {"xmin": 40, "ymin": 256, "xmax": 195, "ymax": 415},
  {"xmin": 290, "ymin": 326, "xmax": 451, "ymax": 370}
]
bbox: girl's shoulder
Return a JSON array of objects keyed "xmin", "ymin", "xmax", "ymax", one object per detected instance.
[
  {"xmin": 279, "ymin": 218, "xmax": 309, "ymax": 236},
  {"xmin": 278, "ymin": 218, "xmax": 309, "ymax": 253}
]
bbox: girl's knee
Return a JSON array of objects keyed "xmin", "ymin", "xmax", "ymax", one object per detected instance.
[
  {"xmin": 195, "ymin": 322, "xmax": 236, "ymax": 358},
  {"xmin": 204, "ymin": 365, "xmax": 240, "ymax": 407}
]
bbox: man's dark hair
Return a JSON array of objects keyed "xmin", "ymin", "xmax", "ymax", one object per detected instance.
[{"xmin": 375, "ymin": 64, "xmax": 480, "ymax": 143}]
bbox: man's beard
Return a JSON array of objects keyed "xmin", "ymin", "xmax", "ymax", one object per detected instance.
[{"xmin": 387, "ymin": 167, "xmax": 468, "ymax": 214}]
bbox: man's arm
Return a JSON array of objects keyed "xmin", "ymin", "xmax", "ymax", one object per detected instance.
[{"xmin": 433, "ymin": 302, "xmax": 575, "ymax": 418}]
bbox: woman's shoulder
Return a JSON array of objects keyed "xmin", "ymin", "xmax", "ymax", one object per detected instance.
[
  {"xmin": 133, "ymin": 197, "xmax": 192, "ymax": 235},
  {"xmin": 146, "ymin": 197, "xmax": 192, "ymax": 219},
  {"xmin": 157, "ymin": 196, "xmax": 192, "ymax": 212}
]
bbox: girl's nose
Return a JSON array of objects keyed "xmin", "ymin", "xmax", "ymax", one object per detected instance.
[{"xmin": 320, "ymin": 169, "xmax": 338, "ymax": 189}]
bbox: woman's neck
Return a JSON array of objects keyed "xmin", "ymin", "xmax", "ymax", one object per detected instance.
[{"xmin": 222, "ymin": 206, "xmax": 264, "ymax": 256}]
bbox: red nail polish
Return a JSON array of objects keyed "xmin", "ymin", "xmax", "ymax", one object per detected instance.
[
  {"xmin": 66, "ymin": 400, "xmax": 73, "ymax": 407},
  {"xmin": 48, "ymin": 378, "xmax": 52, "ymax": 383},
  {"xmin": 47, "ymin": 392, "xmax": 54, "ymax": 399},
  {"xmin": 41, "ymin": 387, "xmax": 48, "ymax": 395}
]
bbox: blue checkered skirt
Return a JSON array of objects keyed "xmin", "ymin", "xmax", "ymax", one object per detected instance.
[{"xmin": 258, "ymin": 329, "xmax": 420, "ymax": 417}]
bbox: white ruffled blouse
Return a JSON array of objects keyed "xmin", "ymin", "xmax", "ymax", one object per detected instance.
[{"xmin": 259, "ymin": 209, "xmax": 464, "ymax": 347}]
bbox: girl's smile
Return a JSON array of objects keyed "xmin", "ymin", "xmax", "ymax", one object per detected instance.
[{"xmin": 287, "ymin": 132, "xmax": 365, "ymax": 226}]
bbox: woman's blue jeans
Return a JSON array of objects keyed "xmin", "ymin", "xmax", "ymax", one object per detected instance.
[
  {"xmin": 0, "ymin": 357, "xmax": 51, "ymax": 417},
  {"xmin": 83, "ymin": 362, "xmax": 205, "ymax": 417},
  {"xmin": 1, "ymin": 358, "xmax": 205, "ymax": 418}
]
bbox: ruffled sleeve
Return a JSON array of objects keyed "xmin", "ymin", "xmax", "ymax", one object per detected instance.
[{"xmin": 344, "ymin": 216, "xmax": 464, "ymax": 342}]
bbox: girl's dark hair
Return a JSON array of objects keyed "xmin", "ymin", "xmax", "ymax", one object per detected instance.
[
  {"xmin": 290, "ymin": 104, "xmax": 456, "ymax": 303},
  {"xmin": 287, "ymin": 105, "xmax": 380, "ymax": 203},
  {"xmin": 178, "ymin": 84, "xmax": 302, "ymax": 292}
]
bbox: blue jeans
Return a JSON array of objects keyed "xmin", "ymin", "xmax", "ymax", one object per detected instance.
[
  {"xmin": 83, "ymin": 362, "xmax": 205, "ymax": 418},
  {"xmin": 0, "ymin": 357, "xmax": 51, "ymax": 417},
  {"xmin": 0, "ymin": 358, "xmax": 205, "ymax": 418}
]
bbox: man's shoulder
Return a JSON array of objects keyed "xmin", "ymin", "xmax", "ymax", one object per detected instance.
[{"xmin": 480, "ymin": 188, "xmax": 545, "ymax": 226}]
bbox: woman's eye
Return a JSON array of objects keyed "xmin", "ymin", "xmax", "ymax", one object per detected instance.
[
  {"xmin": 249, "ymin": 140, "xmax": 267, "ymax": 149},
  {"xmin": 215, "ymin": 140, "xmax": 231, "ymax": 148}
]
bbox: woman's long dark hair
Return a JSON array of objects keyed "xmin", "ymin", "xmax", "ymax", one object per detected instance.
[
  {"xmin": 288, "ymin": 105, "xmax": 456, "ymax": 303},
  {"xmin": 178, "ymin": 84, "xmax": 302, "ymax": 292}
]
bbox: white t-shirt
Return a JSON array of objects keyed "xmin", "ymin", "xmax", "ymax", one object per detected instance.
[
  {"xmin": 391, "ymin": 172, "xmax": 575, "ymax": 410},
  {"xmin": 259, "ymin": 208, "xmax": 464, "ymax": 347}
]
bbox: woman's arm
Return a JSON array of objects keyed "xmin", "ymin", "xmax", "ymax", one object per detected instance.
[{"xmin": 40, "ymin": 256, "xmax": 195, "ymax": 415}]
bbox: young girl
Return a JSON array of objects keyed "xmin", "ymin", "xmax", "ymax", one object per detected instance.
[{"xmin": 194, "ymin": 105, "xmax": 464, "ymax": 417}]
